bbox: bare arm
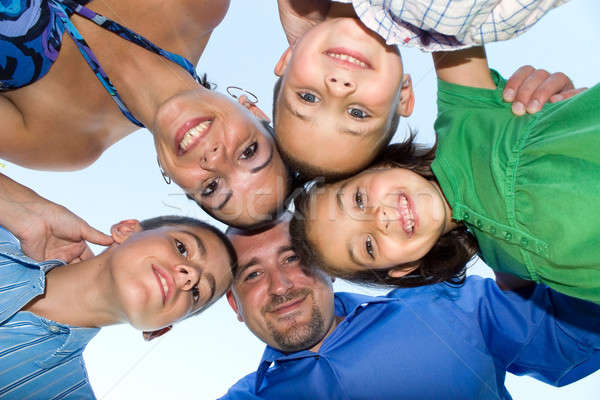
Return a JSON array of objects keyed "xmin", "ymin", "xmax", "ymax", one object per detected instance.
[
  {"xmin": 0, "ymin": 173, "xmax": 113, "ymax": 262},
  {"xmin": 277, "ymin": 0, "xmax": 330, "ymax": 45},
  {"xmin": 432, "ymin": 46, "xmax": 496, "ymax": 89}
]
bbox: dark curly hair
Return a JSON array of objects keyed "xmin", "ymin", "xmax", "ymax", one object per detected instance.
[{"xmin": 290, "ymin": 134, "xmax": 479, "ymax": 289}]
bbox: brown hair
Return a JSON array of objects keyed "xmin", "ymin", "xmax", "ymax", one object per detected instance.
[{"xmin": 290, "ymin": 135, "xmax": 479, "ymax": 289}]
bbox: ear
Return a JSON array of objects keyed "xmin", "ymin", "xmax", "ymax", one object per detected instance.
[
  {"xmin": 274, "ymin": 47, "xmax": 293, "ymax": 77},
  {"xmin": 397, "ymin": 74, "xmax": 415, "ymax": 117},
  {"xmin": 143, "ymin": 325, "xmax": 172, "ymax": 342},
  {"xmin": 387, "ymin": 263, "xmax": 419, "ymax": 278},
  {"xmin": 110, "ymin": 219, "xmax": 142, "ymax": 244},
  {"xmin": 238, "ymin": 95, "xmax": 271, "ymax": 123},
  {"xmin": 226, "ymin": 290, "xmax": 244, "ymax": 322}
]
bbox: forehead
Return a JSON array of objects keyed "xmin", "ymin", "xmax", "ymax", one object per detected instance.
[{"xmin": 229, "ymin": 222, "xmax": 290, "ymax": 263}]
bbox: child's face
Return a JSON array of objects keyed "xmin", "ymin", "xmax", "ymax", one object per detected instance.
[
  {"xmin": 274, "ymin": 17, "xmax": 412, "ymax": 176},
  {"xmin": 306, "ymin": 167, "xmax": 451, "ymax": 275},
  {"xmin": 108, "ymin": 223, "xmax": 232, "ymax": 330}
]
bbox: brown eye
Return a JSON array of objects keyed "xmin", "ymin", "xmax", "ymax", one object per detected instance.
[
  {"xmin": 365, "ymin": 236, "xmax": 374, "ymax": 259},
  {"xmin": 240, "ymin": 142, "xmax": 258, "ymax": 160},
  {"xmin": 191, "ymin": 285, "xmax": 200, "ymax": 303},
  {"xmin": 175, "ymin": 239, "xmax": 188, "ymax": 258},
  {"xmin": 202, "ymin": 179, "xmax": 218, "ymax": 196}
]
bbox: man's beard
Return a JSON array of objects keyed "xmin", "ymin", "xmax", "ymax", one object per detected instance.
[{"xmin": 264, "ymin": 288, "xmax": 326, "ymax": 352}]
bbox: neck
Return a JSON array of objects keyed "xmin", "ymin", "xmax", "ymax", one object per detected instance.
[
  {"xmin": 308, "ymin": 315, "xmax": 344, "ymax": 352},
  {"xmin": 23, "ymin": 250, "xmax": 123, "ymax": 328},
  {"xmin": 112, "ymin": 56, "xmax": 200, "ymax": 130}
]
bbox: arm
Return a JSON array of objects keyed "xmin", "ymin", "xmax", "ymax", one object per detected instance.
[
  {"xmin": 473, "ymin": 279, "xmax": 600, "ymax": 386},
  {"xmin": 0, "ymin": 173, "xmax": 113, "ymax": 262},
  {"xmin": 432, "ymin": 46, "xmax": 496, "ymax": 89},
  {"xmin": 277, "ymin": 0, "xmax": 330, "ymax": 45}
]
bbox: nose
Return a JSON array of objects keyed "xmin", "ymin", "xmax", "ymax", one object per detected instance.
[
  {"xmin": 269, "ymin": 268, "xmax": 294, "ymax": 296},
  {"xmin": 324, "ymin": 74, "xmax": 356, "ymax": 96},
  {"xmin": 174, "ymin": 263, "xmax": 201, "ymax": 291},
  {"xmin": 201, "ymin": 142, "xmax": 224, "ymax": 169},
  {"xmin": 375, "ymin": 206, "xmax": 390, "ymax": 234}
]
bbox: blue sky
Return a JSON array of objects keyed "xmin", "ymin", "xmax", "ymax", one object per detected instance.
[{"xmin": 3, "ymin": 0, "xmax": 599, "ymax": 398}]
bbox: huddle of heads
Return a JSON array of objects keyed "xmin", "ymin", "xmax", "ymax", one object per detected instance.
[{"xmin": 153, "ymin": 16, "xmax": 481, "ymax": 329}]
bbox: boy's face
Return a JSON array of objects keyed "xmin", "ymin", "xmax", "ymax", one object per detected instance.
[
  {"xmin": 274, "ymin": 17, "xmax": 412, "ymax": 176},
  {"xmin": 108, "ymin": 222, "xmax": 233, "ymax": 330}
]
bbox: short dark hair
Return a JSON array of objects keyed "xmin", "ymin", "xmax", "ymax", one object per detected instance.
[
  {"xmin": 272, "ymin": 76, "xmax": 400, "ymax": 182},
  {"xmin": 289, "ymin": 135, "xmax": 479, "ymax": 289},
  {"xmin": 139, "ymin": 215, "xmax": 238, "ymax": 276}
]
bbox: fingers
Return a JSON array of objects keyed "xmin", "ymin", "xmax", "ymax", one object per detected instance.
[
  {"xmin": 549, "ymin": 87, "xmax": 587, "ymax": 103},
  {"xmin": 504, "ymin": 66, "xmax": 576, "ymax": 116},
  {"xmin": 82, "ymin": 224, "xmax": 114, "ymax": 246}
]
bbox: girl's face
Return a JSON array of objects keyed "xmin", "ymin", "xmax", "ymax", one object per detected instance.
[
  {"xmin": 308, "ymin": 167, "xmax": 454, "ymax": 275},
  {"xmin": 152, "ymin": 89, "xmax": 289, "ymax": 227}
]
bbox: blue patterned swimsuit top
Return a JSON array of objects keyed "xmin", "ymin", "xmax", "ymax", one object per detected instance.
[{"xmin": 0, "ymin": 0, "xmax": 200, "ymax": 127}]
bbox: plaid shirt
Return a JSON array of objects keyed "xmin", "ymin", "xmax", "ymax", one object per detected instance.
[{"xmin": 334, "ymin": 0, "xmax": 570, "ymax": 51}]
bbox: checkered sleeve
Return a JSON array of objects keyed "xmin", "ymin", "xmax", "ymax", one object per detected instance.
[{"xmin": 335, "ymin": 0, "xmax": 570, "ymax": 51}]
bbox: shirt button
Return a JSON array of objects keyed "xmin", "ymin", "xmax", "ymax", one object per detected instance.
[
  {"xmin": 504, "ymin": 232, "xmax": 512, "ymax": 241},
  {"xmin": 520, "ymin": 238, "xmax": 529, "ymax": 247},
  {"xmin": 489, "ymin": 226, "xmax": 496, "ymax": 234},
  {"xmin": 463, "ymin": 212, "xmax": 470, "ymax": 220},
  {"xmin": 476, "ymin": 219, "xmax": 483, "ymax": 228},
  {"xmin": 48, "ymin": 325, "xmax": 60, "ymax": 333}
]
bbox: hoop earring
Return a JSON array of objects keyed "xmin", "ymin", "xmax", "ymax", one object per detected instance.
[
  {"xmin": 157, "ymin": 157, "xmax": 171, "ymax": 185},
  {"xmin": 226, "ymin": 86, "xmax": 259, "ymax": 104}
]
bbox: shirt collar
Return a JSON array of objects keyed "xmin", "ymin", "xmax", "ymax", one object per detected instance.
[{"xmin": 254, "ymin": 291, "xmax": 395, "ymax": 392}]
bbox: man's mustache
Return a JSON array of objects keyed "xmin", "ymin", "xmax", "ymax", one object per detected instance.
[{"xmin": 263, "ymin": 288, "xmax": 312, "ymax": 313}]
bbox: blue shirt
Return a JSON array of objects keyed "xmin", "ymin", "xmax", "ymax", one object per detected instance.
[
  {"xmin": 0, "ymin": 227, "xmax": 99, "ymax": 399},
  {"xmin": 221, "ymin": 277, "xmax": 600, "ymax": 400}
]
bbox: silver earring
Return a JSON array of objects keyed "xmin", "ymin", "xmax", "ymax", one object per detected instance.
[
  {"xmin": 226, "ymin": 86, "xmax": 259, "ymax": 104},
  {"xmin": 157, "ymin": 157, "xmax": 171, "ymax": 184}
]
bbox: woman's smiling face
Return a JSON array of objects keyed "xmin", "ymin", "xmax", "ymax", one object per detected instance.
[
  {"xmin": 308, "ymin": 167, "xmax": 454, "ymax": 274},
  {"xmin": 153, "ymin": 89, "xmax": 290, "ymax": 227}
]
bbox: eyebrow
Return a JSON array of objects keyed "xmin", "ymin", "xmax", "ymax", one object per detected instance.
[
  {"xmin": 348, "ymin": 246, "xmax": 369, "ymax": 269},
  {"xmin": 283, "ymin": 94, "xmax": 314, "ymax": 124},
  {"xmin": 181, "ymin": 230, "xmax": 206, "ymax": 256},
  {"xmin": 336, "ymin": 180, "xmax": 349, "ymax": 213},
  {"xmin": 339, "ymin": 126, "xmax": 369, "ymax": 137},
  {"xmin": 205, "ymin": 272, "xmax": 216, "ymax": 304}
]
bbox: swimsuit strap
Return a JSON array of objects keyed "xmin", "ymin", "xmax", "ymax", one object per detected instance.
[{"xmin": 52, "ymin": 0, "xmax": 200, "ymax": 128}]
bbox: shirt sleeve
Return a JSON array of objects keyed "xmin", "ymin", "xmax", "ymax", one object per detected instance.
[{"xmin": 469, "ymin": 278, "xmax": 600, "ymax": 386}]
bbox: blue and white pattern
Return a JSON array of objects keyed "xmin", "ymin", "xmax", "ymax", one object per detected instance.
[
  {"xmin": 0, "ymin": 227, "xmax": 99, "ymax": 399},
  {"xmin": 334, "ymin": 0, "xmax": 569, "ymax": 51},
  {"xmin": 1, "ymin": 0, "xmax": 200, "ymax": 127}
]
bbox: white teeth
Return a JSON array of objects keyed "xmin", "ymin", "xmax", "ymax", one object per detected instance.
[
  {"xmin": 399, "ymin": 195, "xmax": 415, "ymax": 234},
  {"xmin": 179, "ymin": 121, "xmax": 211, "ymax": 151},
  {"xmin": 325, "ymin": 52, "xmax": 368, "ymax": 68},
  {"xmin": 159, "ymin": 275, "xmax": 168, "ymax": 297}
]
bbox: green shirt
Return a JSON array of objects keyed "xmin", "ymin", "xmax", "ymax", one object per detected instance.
[{"xmin": 432, "ymin": 70, "xmax": 600, "ymax": 304}]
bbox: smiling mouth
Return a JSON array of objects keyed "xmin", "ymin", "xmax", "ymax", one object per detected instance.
[
  {"xmin": 175, "ymin": 118, "xmax": 213, "ymax": 156},
  {"xmin": 269, "ymin": 295, "xmax": 307, "ymax": 316},
  {"xmin": 152, "ymin": 265, "xmax": 170, "ymax": 305},
  {"xmin": 398, "ymin": 193, "xmax": 415, "ymax": 236},
  {"xmin": 323, "ymin": 48, "xmax": 372, "ymax": 69}
]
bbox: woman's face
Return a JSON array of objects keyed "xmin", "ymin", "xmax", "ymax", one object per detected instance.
[
  {"xmin": 307, "ymin": 167, "xmax": 453, "ymax": 274},
  {"xmin": 153, "ymin": 89, "xmax": 289, "ymax": 227}
]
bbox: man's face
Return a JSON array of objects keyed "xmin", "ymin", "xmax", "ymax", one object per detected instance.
[
  {"xmin": 274, "ymin": 17, "xmax": 411, "ymax": 176},
  {"xmin": 227, "ymin": 220, "xmax": 335, "ymax": 352}
]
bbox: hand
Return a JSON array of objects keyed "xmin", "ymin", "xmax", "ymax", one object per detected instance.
[
  {"xmin": 0, "ymin": 174, "xmax": 113, "ymax": 262},
  {"xmin": 503, "ymin": 66, "xmax": 587, "ymax": 115},
  {"xmin": 17, "ymin": 201, "xmax": 114, "ymax": 263},
  {"xmin": 277, "ymin": 0, "xmax": 330, "ymax": 45}
]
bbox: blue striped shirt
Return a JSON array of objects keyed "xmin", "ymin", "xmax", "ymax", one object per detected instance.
[
  {"xmin": 0, "ymin": 227, "xmax": 99, "ymax": 399},
  {"xmin": 334, "ymin": 0, "xmax": 569, "ymax": 51}
]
